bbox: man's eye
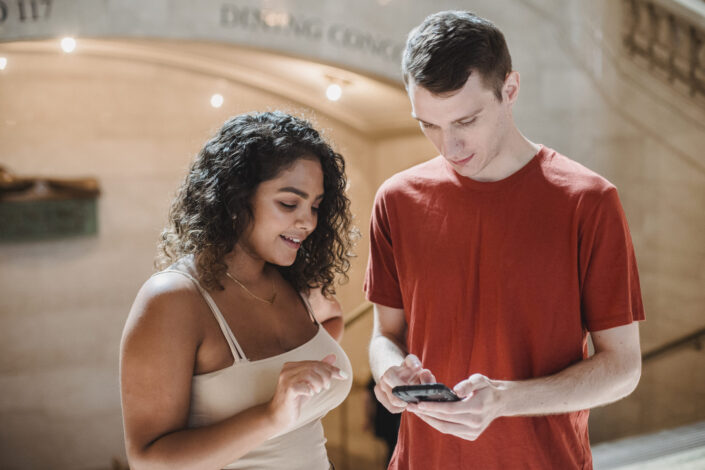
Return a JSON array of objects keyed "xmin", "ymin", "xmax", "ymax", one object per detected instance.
[{"xmin": 459, "ymin": 119, "xmax": 476, "ymax": 127}]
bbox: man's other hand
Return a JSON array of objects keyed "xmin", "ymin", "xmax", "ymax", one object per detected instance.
[{"xmin": 406, "ymin": 373, "xmax": 507, "ymax": 440}]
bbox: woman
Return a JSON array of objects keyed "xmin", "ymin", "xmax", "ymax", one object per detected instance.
[{"xmin": 120, "ymin": 111, "xmax": 355, "ymax": 470}]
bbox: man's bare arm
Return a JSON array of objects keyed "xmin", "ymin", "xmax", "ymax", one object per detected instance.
[
  {"xmin": 369, "ymin": 303, "xmax": 435, "ymax": 413},
  {"xmin": 369, "ymin": 303, "xmax": 408, "ymax": 382},
  {"xmin": 408, "ymin": 322, "xmax": 642, "ymax": 440},
  {"xmin": 501, "ymin": 322, "xmax": 641, "ymax": 415}
]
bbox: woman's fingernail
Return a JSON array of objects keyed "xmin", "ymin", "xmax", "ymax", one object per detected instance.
[{"xmin": 338, "ymin": 369, "xmax": 349, "ymax": 379}]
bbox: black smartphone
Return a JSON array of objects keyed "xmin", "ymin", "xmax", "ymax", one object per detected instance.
[{"xmin": 392, "ymin": 383, "xmax": 461, "ymax": 403}]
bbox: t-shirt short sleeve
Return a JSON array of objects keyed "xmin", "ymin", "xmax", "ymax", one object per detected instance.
[
  {"xmin": 364, "ymin": 186, "xmax": 404, "ymax": 309},
  {"xmin": 579, "ymin": 187, "xmax": 645, "ymax": 331}
]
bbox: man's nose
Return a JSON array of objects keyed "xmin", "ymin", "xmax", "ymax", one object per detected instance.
[{"xmin": 440, "ymin": 130, "xmax": 461, "ymax": 159}]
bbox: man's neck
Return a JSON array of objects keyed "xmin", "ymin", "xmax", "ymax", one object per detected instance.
[{"xmin": 469, "ymin": 130, "xmax": 539, "ymax": 182}]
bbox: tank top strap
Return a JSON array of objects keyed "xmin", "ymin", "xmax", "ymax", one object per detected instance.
[
  {"xmin": 155, "ymin": 269, "xmax": 248, "ymax": 362},
  {"xmin": 298, "ymin": 291, "xmax": 319, "ymax": 325}
]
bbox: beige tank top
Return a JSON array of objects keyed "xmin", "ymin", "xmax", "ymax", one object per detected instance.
[{"xmin": 158, "ymin": 269, "xmax": 352, "ymax": 470}]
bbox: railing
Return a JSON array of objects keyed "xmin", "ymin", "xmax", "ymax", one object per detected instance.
[
  {"xmin": 344, "ymin": 300, "xmax": 374, "ymax": 329},
  {"xmin": 343, "ymin": 297, "xmax": 705, "ymax": 363},
  {"xmin": 336, "ymin": 301, "xmax": 374, "ymax": 470},
  {"xmin": 622, "ymin": 0, "xmax": 705, "ymax": 102},
  {"xmin": 642, "ymin": 326, "xmax": 705, "ymax": 362}
]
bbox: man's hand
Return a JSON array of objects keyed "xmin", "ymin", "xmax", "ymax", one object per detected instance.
[
  {"xmin": 374, "ymin": 354, "xmax": 436, "ymax": 413},
  {"xmin": 406, "ymin": 373, "xmax": 508, "ymax": 441}
]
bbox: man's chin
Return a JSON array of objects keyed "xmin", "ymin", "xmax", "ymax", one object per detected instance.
[{"xmin": 454, "ymin": 165, "xmax": 481, "ymax": 179}]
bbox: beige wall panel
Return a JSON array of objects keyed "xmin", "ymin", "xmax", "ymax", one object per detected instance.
[
  {"xmin": 0, "ymin": 46, "xmax": 377, "ymax": 469},
  {"xmin": 517, "ymin": 0, "xmax": 705, "ymax": 443}
]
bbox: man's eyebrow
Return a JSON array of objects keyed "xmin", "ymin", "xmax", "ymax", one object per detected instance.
[
  {"xmin": 410, "ymin": 113, "xmax": 426, "ymax": 123},
  {"xmin": 277, "ymin": 186, "xmax": 324, "ymax": 201},
  {"xmin": 451, "ymin": 109, "xmax": 483, "ymax": 123},
  {"xmin": 411, "ymin": 114, "xmax": 438, "ymax": 127},
  {"xmin": 410, "ymin": 109, "xmax": 483, "ymax": 125}
]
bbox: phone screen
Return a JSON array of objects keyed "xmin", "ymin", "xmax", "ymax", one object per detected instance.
[{"xmin": 392, "ymin": 383, "xmax": 460, "ymax": 403}]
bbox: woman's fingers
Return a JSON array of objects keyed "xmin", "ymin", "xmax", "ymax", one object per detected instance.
[
  {"xmin": 319, "ymin": 354, "xmax": 348, "ymax": 379},
  {"xmin": 281, "ymin": 358, "xmax": 347, "ymax": 396},
  {"xmin": 283, "ymin": 359, "xmax": 347, "ymax": 382},
  {"xmin": 295, "ymin": 368, "xmax": 329, "ymax": 394},
  {"xmin": 291, "ymin": 380, "xmax": 314, "ymax": 397}
]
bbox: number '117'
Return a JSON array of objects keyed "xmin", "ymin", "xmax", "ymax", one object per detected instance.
[{"xmin": 0, "ymin": 0, "xmax": 52, "ymax": 23}]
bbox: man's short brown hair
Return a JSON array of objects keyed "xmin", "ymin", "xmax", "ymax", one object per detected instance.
[{"xmin": 402, "ymin": 11, "xmax": 512, "ymax": 100}]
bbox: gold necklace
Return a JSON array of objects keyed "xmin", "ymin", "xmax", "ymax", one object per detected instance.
[{"xmin": 225, "ymin": 271, "xmax": 277, "ymax": 305}]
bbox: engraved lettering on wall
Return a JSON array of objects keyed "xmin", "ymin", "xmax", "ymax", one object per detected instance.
[{"xmin": 220, "ymin": 3, "xmax": 403, "ymax": 62}]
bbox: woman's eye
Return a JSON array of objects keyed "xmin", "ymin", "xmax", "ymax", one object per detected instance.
[
  {"xmin": 279, "ymin": 202, "xmax": 297, "ymax": 209},
  {"xmin": 312, "ymin": 206, "xmax": 320, "ymax": 213},
  {"xmin": 459, "ymin": 119, "xmax": 476, "ymax": 127}
]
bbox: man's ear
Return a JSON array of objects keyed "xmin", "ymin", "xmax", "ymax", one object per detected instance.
[{"xmin": 503, "ymin": 71, "xmax": 520, "ymax": 105}]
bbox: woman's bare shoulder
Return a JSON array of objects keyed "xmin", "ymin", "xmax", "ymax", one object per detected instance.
[
  {"xmin": 123, "ymin": 269, "xmax": 207, "ymax": 344},
  {"xmin": 306, "ymin": 287, "xmax": 343, "ymax": 323}
]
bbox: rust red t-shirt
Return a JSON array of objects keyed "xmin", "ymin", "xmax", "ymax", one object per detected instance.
[{"xmin": 364, "ymin": 146, "xmax": 645, "ymax": 470}]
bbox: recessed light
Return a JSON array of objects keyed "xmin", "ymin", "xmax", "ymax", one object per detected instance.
[
  {"xmin": 61, "ymin": 37, "xmax": 76, "ymax": 53},
  {"xmin": 326, "ymin": 83, "xmax": 342, "ymax": 101},
  {"xmin": 210, "ymin": 94, "xmax": 224, "ymax": 108}
]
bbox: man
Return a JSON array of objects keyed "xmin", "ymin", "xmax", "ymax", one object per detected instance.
[{"xmin": 366, "ymin": 10, "xmax": 644, "ymax": 470}]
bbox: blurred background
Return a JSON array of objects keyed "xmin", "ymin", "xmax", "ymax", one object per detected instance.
[{"xmin": 1, "ymin": 0, "xmax": 704, "ymax": 468}]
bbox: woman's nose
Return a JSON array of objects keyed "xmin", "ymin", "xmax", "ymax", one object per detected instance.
[{"xmin": 297, "ymin": 208, "xmax": 316, "ymax": 231}]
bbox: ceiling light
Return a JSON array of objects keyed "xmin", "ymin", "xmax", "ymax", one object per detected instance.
[
  {"xmin": 0, "ymin": 57, "xmax": 7, "ymax": 70},
  {"xmin": 60, "ymin": 37, "xmax": 76, "ymax": 53},
  {"xmin": 324, "ymin": 74, "xmax": 351, "ymax": 102},
  {"xmin": 326, "ymin": 83, "xmax": 342, "ymax": 101},
  {"xmin": 210, "ymin": 94, "xmax": 224, "ymax": 108}
]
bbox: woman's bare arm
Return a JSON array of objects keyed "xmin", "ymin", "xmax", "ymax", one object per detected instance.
[{"xmin": 120, "ymin": 273, "xmax": 284, "ymax": 470}]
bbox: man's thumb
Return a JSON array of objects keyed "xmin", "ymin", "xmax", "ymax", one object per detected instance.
[
  {"xmin": 454, "ymin": 373, "xmax": 488, "ymax": 398},
  {"xmin": 418, "ymin": 369, "xmax": 436, "ymax": 384},
  {"xmin": 403, "ymin": 354, "xmax": 422, "ymax": 370}
]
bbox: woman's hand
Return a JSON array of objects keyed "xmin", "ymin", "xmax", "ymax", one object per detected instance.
[{"xmin": 267, "ymin": 354, "xmax": 347, "ymax": 428}]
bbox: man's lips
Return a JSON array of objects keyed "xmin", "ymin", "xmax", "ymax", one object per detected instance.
[{"xmin": 451, "ymin": 154, "xmax": 475, "ymax": 165}]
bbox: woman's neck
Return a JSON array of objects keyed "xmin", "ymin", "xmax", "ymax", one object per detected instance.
[{"xmin": 223, "ymin": 244, "xmax": 270, "ymax": 283}]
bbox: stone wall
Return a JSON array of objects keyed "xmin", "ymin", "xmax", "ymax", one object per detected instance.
[{"xmin": 1, "ymin": 0, "xmax": 704, "ymax": 468}]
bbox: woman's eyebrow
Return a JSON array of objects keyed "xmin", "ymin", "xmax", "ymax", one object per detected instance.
[{"xmin": 277, "ymin": 186, "xmax": 324, "ymax": 201}]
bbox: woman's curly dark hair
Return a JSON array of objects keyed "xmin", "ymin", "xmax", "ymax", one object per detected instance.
[{"xmin": 156, "ymin": 111, "xmax": 355, "ymax": 295}]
